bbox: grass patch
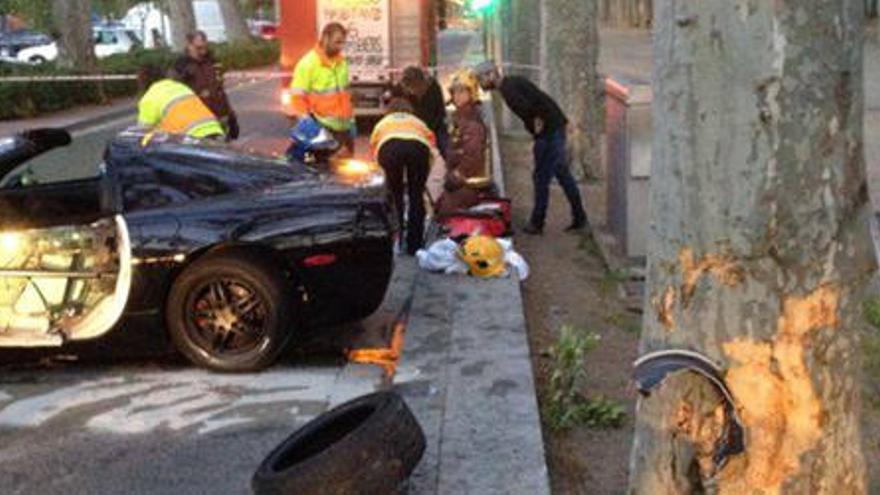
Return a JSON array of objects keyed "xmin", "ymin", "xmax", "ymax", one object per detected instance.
[{"xmin": 545, "ymin": 325, "xmax": 626, "ymax": 430}]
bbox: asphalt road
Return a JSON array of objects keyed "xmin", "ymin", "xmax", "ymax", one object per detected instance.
[
  {"xmin": 0, "ymin": 29, "xmax": 478, "ymax": 494},
  {"xmin": 0, "ymin": 75, "xmax": 412, "ymax": 494}
]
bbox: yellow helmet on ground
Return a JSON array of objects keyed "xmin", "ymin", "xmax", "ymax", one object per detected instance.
[
  {"xmin": 459, "ymin": 234, "xmax": 506, "ymax": 278},
  {"xmin": 449, "ymin": 68, "xmax": 480, "ymax": 101}
]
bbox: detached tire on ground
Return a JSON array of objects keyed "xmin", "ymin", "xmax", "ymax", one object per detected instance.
[
  {"xmin": 252, "ymin": 391, "xmax": 426, "ymax": 495},
  {"xmin": 166, "ymin": 251, "xmax": 296, "ymax": 372}
]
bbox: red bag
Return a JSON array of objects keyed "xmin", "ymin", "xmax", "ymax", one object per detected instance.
[{"xmin": 436, "ymin": 197, "xmax": 512, "ymax": 240}]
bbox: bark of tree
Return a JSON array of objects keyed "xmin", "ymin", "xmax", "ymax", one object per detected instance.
[
  {"xmin": 599, "ymin": 0, "xmax": 652, "ymax": 28},
  {"xmin": 164, "ymin": 0, "xmax": 197, "ymax": 51},
  {"xmin": 541, "ymin": 0, "xmax": 602, "ymax": 179},
  {"xmin": 629, "ymin": 1, "xmax": 872, "ymax": 493},
  {"xmin": 51, "ymin": 0, "xmax": 96, "ymax": 70},
  {"xmin": 217, "ymin": 0, "xmax": 252, "ymax": 43}
]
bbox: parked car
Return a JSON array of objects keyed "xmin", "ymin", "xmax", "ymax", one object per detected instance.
[
  {"xmin": 248, "ymin": 19, "xmax": 277, "ymax": 40},
  {"xmin": 0, "ymin": 128, "xmax": 395, "ymax": 371},
  {"xmin": 0, "ymin": 30, "xmax": 52, "ymax": 58},
  {"xmin": 16, "ymin": 26, "xmax": 141, "ymax": 64}
]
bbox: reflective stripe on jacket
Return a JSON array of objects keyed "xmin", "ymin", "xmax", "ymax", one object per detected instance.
[
  {"xmin": 290, "ymin": 46, "xmax": 353, "ymax": 131},
  {"xmin": 369, "ymin": 112, "xmax": 437, "ymax": 158},
  {"xmin": 138, "ymin": 79, "xmax": 225, "ymax": 139}
]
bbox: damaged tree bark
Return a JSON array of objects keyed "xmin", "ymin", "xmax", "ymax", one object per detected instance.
[{"xmin": 629, "ymin": 1, "xmax": 874, "ymax": 493}]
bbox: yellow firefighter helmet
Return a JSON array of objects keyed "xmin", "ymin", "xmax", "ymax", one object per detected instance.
[
  {"xmin": 459, "ymin": 234, "xmax": 506, "ymax": 278},
  {"xmin": 449, "ymin": 68, "xmax": 480, "ymax": 101}
]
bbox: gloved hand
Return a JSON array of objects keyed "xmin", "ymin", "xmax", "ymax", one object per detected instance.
[{"xmin": 225, "ymin": 113, "xmax": 240, "ymax": 141}]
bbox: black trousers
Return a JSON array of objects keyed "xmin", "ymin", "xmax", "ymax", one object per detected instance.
[{"xmin": 377, "ymin": 139, "xmax": 430, "ymax": 254}]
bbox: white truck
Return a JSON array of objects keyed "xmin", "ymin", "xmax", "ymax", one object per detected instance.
[{"xmin": 278, "ymin": 0, "xmax": 438, "ymax": 117}]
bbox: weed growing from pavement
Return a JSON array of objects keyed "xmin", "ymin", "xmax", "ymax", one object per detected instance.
[
  {"xmin": 599, "ymin": 269, "xmax": 629, "ymax": 299},
  {"xmin": 863, "ymin": 298, "xmax": 880, "ymax": 410},
  {"xmin": 545, "ymin": 325, "xmax": 626, "ymax": 430}
]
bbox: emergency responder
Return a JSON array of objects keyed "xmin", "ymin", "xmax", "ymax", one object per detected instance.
[
  {"xmin": 389, "ymin": 66, "xmax": 449, "ymax": 159},
  {"xmin": 173, "ymin": 31, "xmax": 239, "ymax": 141},
  {"xmin": 475, "ymin": 61, "xmax": 588, "ymax": 235},
  {"xmin": 136, "ymin": 64, "xmax": 226, "ymax": 139},
  {"xmin": 370, "ymin": 98, "xmax": 437, "ymax": 255},
  {"xmin": 289, "ymin": 22, "xmax": 354, "ymax": 156}
]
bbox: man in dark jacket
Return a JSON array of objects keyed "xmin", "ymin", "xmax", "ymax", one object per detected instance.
[
  {"xmin": 475, "ymin": 61, "xmax": 587, "ymax": 234},
  {"xmin": 389, "ymin": 66, "xmax": 448, "ymax": 159},
  {"xmin": 173, "ymin": 31, "xmax": 239, "ymax": 140}
]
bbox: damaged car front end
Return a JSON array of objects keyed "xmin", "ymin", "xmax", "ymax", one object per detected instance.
[{"xmin": 0, "ymin": 128, "xmax": 396, "ymax": 371}]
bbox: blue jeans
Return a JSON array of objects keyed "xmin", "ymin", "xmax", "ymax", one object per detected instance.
[{"xmin": 531, "ymin": 128, "xmax": 587, "ymax": 228}]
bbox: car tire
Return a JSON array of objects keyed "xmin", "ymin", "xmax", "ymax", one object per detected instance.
[
  {"xmin": 29, "ymin": 55, "xmax": 46, "ymax": 64},
  {"xmin": 166, "ymin": 251, "xmax": 296, "ymax": 372},
  {"xmin": 252, "ymin": 391, "xmax": 426, "ymax": 495}
]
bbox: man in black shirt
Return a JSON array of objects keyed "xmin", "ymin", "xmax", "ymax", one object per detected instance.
[
  {"xmin": 173, "ymin": 31, "xmax": 239, "ymax": 141},
  {"xmin": 389, "ymin": 66, "xmax": 449, "ymax": 159},
  {"xmin": 475, "ymin": 61, "xmax": 587, "ymax": 234}
]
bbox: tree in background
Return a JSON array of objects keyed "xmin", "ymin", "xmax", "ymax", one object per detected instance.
[
  {"xmin": 541, "ymin": 0, "xmax": 602, "ymax": 179},
  {"xmin": 598, "ymin": 0, "xmax": 652, "ymax": 28},
  {"xmin": 51, "ymin": 0, "xmax": 97, "ymax": 70},
  {"xmin": 629, "ymin": 0, "xmax": 872, "ymax": 492},
  {"xmin": 163, "ymin": 0, "xmax": 196, "ymax": 50},
  {"xmin": 217, "ymin": 0, "xmax": 251, "ymax": 43}
]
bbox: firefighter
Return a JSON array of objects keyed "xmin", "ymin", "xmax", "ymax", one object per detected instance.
[
  {"xmin": 370, "ymin": 98, "xmax": 437, "ymax": 255},
  {"xmin": 173, "ymin": 31, "xmax": 239, "ymax": 141},
  {"xmin": 289, "ymin": 22, "xmax": 355, "ymax": 156},
  {"xmin": 136, "ymin": 64, "xmax": 226, "ymax": 140}
]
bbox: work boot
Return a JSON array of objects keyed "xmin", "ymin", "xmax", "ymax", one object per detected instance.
[{"xmin": 521, "ymin": 223, "xmax": 543, "ymax": 235}]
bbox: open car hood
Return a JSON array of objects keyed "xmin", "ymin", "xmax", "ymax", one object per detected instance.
[{"xmin": 0, "ymin": 128, "xmax": 71, "ymax": 178}]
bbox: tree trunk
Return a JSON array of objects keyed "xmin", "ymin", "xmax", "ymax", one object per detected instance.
[
  {"xmin": 165, "ymin": 0, "xmax": 197, "ymax": 51},
  {"xmin": 629, "ymin": 1, "xmax": 872, "ymax": 493},
  {"xmin": 217, "ymin": 0, "xmax": 251, "ymax": 43},
  {"xmin": 51, "ymin": 0, "xmax": 96, "ymax": 70},
  {"xmin": 599, "ymin": 0, "xmax": 652, "ymax": 28},
  {"xmin": 541, "ymin": 0, "xmax": 602, "ymax": 179}
]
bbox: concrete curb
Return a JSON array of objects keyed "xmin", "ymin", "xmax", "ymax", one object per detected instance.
[
  {"xmin": 65, "ymin": 103, "xmax": 135, "ymax": 134},
  {"xmin": 392, "ymin": 94, "xmax": 551, "ymax": 495}
]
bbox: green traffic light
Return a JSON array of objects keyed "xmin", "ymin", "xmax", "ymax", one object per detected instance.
[{"xmin": 470, "ymin": 0, "xmax": 496, "ymax": 12}]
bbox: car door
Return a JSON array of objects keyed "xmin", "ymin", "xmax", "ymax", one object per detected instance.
[{"xmin": 0, "ymin": 132, "xmax": 132, "ymax": 347}]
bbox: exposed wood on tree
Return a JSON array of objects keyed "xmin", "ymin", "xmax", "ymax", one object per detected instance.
[
  {"xmin": 541, "ymin": 0, "xmax": 603, "ymax": 179},
  {"xmin": 217, "ymin": 0, "xmax": 252, "ymax": 43},
  {"xmin": 51, "ymin": 0, "xmax": 96, "ymax": 70},
  {"xmin": 629, "ymin": 0, "xmax": 873, "ymax": 493}
]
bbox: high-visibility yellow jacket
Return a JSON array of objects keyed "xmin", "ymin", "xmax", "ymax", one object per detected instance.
[
  {"xmin": 138, "ymin": 79, "xmax": 226, "ymax": 139},
  {"xmin": 369, "ymin": 112, "xmax": 437, "ymax": 158},
  {"xmin": 290, "ymin": 46, "xmax": 353, "ymax": 132}
]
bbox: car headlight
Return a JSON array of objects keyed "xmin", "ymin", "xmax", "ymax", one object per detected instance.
[{"xmin": 332, "ymin": 159, "xmax": 386, "ymax": 188}]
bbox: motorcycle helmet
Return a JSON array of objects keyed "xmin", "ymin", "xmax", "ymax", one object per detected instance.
[{"xmin": 287, "ymin": 116, "xmax": 339, "ymax": 163}]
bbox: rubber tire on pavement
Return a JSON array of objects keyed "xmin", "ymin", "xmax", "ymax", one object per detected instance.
[
  {"xmin": 165, "ymin": 251, "xmax": 295, "ymax": 372},
  {"xmin": 252, "ymin": 391, "xmax": 426, "ymax": 495}
]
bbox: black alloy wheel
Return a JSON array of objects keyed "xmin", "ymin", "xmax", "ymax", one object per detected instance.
[
  {"xmin": 187, "ymin": 278, "xmax": 268, "ymax": 358},
  {"xmin": 166, "ymin": 251, "xmax": 296, "ymax": 372}
]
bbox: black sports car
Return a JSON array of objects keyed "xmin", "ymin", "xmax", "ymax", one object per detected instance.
[{"xmin": 0, "ymin": 128, "xmax": 395, "ymax": 371}]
